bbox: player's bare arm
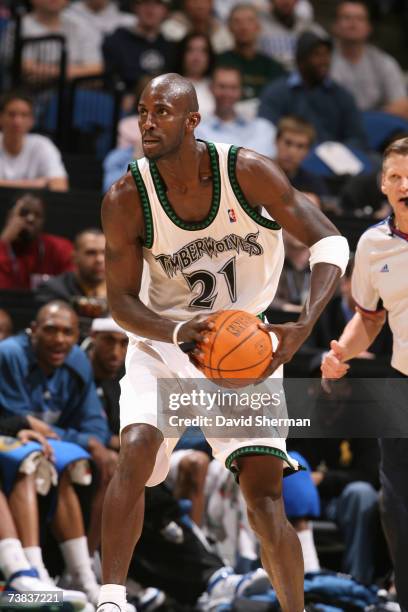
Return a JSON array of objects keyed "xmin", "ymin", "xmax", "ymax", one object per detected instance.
[
  {"xmin": 321, "ymin": 309, "xmax": 386, "ymax": 379},
  {"xmin": 102, "ymin": 175, "xmax": 213, "ymax": 344},
  {"xmin": 236, "ymin": 148, "xmax": 349, "ymax": 373}
]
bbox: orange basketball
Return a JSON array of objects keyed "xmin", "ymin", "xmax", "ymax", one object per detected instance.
[{"xmin": 197, "ymin": 310, "xmax": 273, "ymax": 387}]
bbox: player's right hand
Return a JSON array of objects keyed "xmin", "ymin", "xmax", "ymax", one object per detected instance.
[
  {"xmin": 175, "ymin": 314, "xmax": 216, "ymax": 368},
  {"xmin": 321, "ymin": 340, "xmax": 350, "ymax": 379}
]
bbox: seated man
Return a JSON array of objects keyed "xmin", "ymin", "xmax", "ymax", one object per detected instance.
[
  {"xmin": 217, "ymin": 3, "xmax": 286, "ymax": 108},
  {"xmin": 21, "ymin": 0, "xmax": 102, "ymax": 80},
  {"xmin": 258, "ymin": 0, "xmax": 325, "ymax": 71},
  {"xmin": 0, "ymin": 92, "xmax": 68, "ymax": 191},
  {"xmin": 331, "ymin": 0, "xmax": 408, "ymax": 120},
  {"xmin": 259, "ymin": 31, "xmax": 367, "ymax": 150},
  {"xmin": 275, "ymin": 115, "xmax": 328, "ymax": 206},
  {"xmin": 36, "ymin": 228, "xmax": 107, "ymax": 337},
  {"xmin": 196, "ymin": 66, "xmax": 276, "ymax": 157},
  {"xmin": 162, "ymin": 0, "xmax": 233, "ymax": 53},
  {"xmin": 0, "ymin": 301, "xmax": 116, "ymax": 604},
  {"xmin": 0, "ymin": 193, "xmax": 74, "ymax": 290},
  {"xmin": 103, "ymin": 0, "xmax": 176, "ymax": 94},
  {"xmin": 0, "ymin": 416, "xmax": 89, "ymax": 608}
]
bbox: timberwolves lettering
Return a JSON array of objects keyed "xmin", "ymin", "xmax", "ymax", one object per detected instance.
[{"xmin": 154, "ymin": 232, "xmax": 263, "ymax": 278}]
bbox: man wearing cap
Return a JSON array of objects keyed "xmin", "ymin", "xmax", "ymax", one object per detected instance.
[
  {"xmin": 103, "ymin": 0, "xmax": 177, "ymax": 93},
  {"xmin": 84, "ymin": 318, "xmax": 128, "ymax": 556},
  {"xmin": 258, "ymin": 30, "xmax": 366, "ymax": 149}
]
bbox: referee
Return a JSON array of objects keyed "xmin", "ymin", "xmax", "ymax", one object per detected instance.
[{"xmin": 321, "ymin": 137, "xmax": 408, "ymax": 611}]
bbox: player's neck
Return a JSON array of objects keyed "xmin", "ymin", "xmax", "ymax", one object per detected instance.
[{"xmin": 155, "ymin": 139, "xmax": 205, "ymax": 189}]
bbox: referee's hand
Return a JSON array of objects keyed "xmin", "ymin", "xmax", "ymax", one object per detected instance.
[{"xmin": 321, "ymin": 340, "xmax": 350, "ymax": 380}]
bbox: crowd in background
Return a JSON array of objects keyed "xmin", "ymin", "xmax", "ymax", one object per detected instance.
[{"xmin": 0, "ymin": 0, "xmax": 407, "ymax": 610}]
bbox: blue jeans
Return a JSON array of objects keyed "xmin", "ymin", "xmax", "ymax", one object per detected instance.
[{"xmin": 325, "ymin": 481, "xmax": 379, "ymax": 584}]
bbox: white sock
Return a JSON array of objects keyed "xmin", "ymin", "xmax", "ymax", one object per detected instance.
[
  {"xmin": 23, "ymin": 546, "xmax": 53, "ymax": 584},
  {"xmin": 0, "ymin": 538, "xmax": 31, "ymax": 579},
  {"xmin": 297, "ymin": 527, "xmax": 320, "ymax": 573},
  {"xmin": 98, "ymin": 584, "xmax": 127, "ymax": 610},
  {"xmin": 59, "ymin": 536, "xmax": 97, "ymax": 584}
]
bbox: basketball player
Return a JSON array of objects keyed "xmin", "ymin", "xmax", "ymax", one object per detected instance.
[
  {"xmin": 321, "ymin": 137, "xmax": 408, "ymax": 611},
  {"xmin": 98, "ymin": 74, "xmax": 349, "ymax": 612}
]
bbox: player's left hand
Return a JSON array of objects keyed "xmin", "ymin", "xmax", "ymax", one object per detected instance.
[{"xmin": 258, "ymin": 321, "xmax": 311, "ymax": 377}]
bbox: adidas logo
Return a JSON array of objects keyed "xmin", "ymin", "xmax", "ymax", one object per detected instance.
[{"xmin": 380, "ymin": 264, "xmax": 389, "ymax": 272}]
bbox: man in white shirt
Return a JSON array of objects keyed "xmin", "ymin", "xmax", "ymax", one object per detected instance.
[
  {"xmin": 195, "ymin": 66, "xmax": 276, "ymax": 158},
  {"xmin": 0, "ymin": 92, "xmax": 68, "ymax": 191},
  {"xmin": 321, "ymin": 137, "xmax": 408, "ymax": 611},
  {"xmin": 161, "ymin": 0, "xmax": 233, "ymax": 53},
  {"xmin": 65, "ymin": 0, "xmax": 136, "ymax": 51},
  {"xmin": 258, "ymin": 0, "xmax": 325, "ymax": 71},
  {"xmin": 331, "ymin": 0, "xmax": 408, "ymax": 120},
  {"xmin": 22, "ymin": 0, "xmax": 102, "ymax": 79}
]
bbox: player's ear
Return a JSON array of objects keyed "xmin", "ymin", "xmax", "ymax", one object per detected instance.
[{"xmin": 187, "ymin": 112, "xmax": 201, "ymax": 131}]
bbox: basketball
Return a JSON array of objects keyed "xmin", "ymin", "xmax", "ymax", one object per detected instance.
[{"xmin": 197, "ymin": 310, "xmax": 273, "ymax": 387}]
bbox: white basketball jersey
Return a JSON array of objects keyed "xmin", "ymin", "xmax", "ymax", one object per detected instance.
[{"xmin": 130, "ymin": 141, "xmax": 284, "ymax": 322}]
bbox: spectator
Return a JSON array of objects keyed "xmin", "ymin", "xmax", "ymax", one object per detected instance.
[
  {"xmin": 103, "ymin": 143, "xmax": 135, "ymax": 192},
  {"xmin": 21, "ymin": 0, "xmax": 102, "ymax": 79},
  {"xmin": 0, "ymin": 427, "xmax": 90, "ymax": 607},
  {"xmin": 275, "ymin": 115, "xmax": 328, "ymax": 204},
  {"xmin": 176, "ymin": 33, "xmax": 216, "ymax": 119},
  {"xmin": 217, "ymin": 3, "xmax": 286, "ymax": 105},
  {"xmin": 0, "ymin": 92, "xmax": 68, "ymax": 191},
  {"xmin": 0, "ymin": 193, "xmax": 74, "ymax": 290},
  {"xmin": 0, "ymin": 301, "xmax": 115, "ymax": 605},
  {"xmin": 258, "ymin": 0, "xmax": 325, "ymax": 71},
  {"xmin": 87, "ymin": 317, "xmax": 128, "ymax": 451},
  {"xmin": 340, "ymin": 169, "xmax": 390, "ymax": 218},
  {"xmin": 331, "ymin": 0, "xmax": 408, "ymax": 120},
  {"xmin": 65, "ymin": 0, "xmax": 136, "ymax": 49},
  {"xmin": 213, "ymin": 0, "xmax": 314, "ymax": 24},
  {"xmin": 84, "ymin": 317, "xmax": 127, "ymax": 553},
  {"xmin": 162, "ymin": 0, "xmax": 233, "ymax": 53},
  {"xmin": 196, "ymin": 66, "xmax": 276, "ymax": 157},
  {"xmin": 103, "ymin": 0, "xmax": 176, "ymax": 93},
  {"xmin": 290, "ymin": 438, "xmax": 383, "ymax": 585},
  {"xmin": 35, "ymin": 229, "xmax": 106, "ymax": 334},
  {"xmin": 259, "ymin": 31, "xmax": 367, "ymax": 149},
  {"xmin": 0, "ymin": 309, "xmax": 12, "ymax": 340},
  {"xmin": 270, "ymin": 230, "xmax": 310, "ymax": 312}
]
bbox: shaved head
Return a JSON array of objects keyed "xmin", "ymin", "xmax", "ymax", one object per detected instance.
[
  {"xmin": 138, "ymin": 72, "xmax": 201, "ymax": 160},
  {"xmin": 36, "ymin": 300, "xmax": 77, "ymax": 325},
  {"xmin": 143, "ymin": 73, "xmax": 199, "ymax": 113}
]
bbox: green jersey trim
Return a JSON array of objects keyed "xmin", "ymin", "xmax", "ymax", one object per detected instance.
[
  {"xmin": 148, "ymin": 141, "xmax": 221, "ymax": 231},
  {"xmin": 227, "ymin": 145, "xmax": 281, "ymax": 231},
  {"xmin": 128, "ymin": 160, "xmax": 154, "ymax": 249}
]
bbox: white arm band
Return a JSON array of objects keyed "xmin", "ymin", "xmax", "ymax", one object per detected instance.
[
  {"xmin": 309, "ymin": 235, "xmax": 350, "ymax": 277},
  {"xmin": 172, "ymin": 321, "xmax": 185, "ymax": 346}
]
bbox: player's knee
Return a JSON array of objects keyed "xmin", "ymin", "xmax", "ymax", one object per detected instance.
[{"xmin": 119, "ymin": 424, "xmax": 163, "ymax": 478}]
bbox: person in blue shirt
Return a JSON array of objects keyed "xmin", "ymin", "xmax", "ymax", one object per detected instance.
[
  {"xmin": 258, "ymin": 31, "xmax": 367, "ymax": 150},
  {"xmin": 0, "ymin": 300, "xmax": 120, "ymax": 605},
  {"xmin": 0, "ymin": 300, "xmax": 110, "ymax": 451}
]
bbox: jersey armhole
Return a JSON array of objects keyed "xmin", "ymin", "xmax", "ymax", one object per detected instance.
[
  {"xmin": 227, "ymin": 145, "xmax": 281, "ymax": 231},
  {"xmin": 128, "ymin": 160, "xmax": 154, "ymax": 249}
]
